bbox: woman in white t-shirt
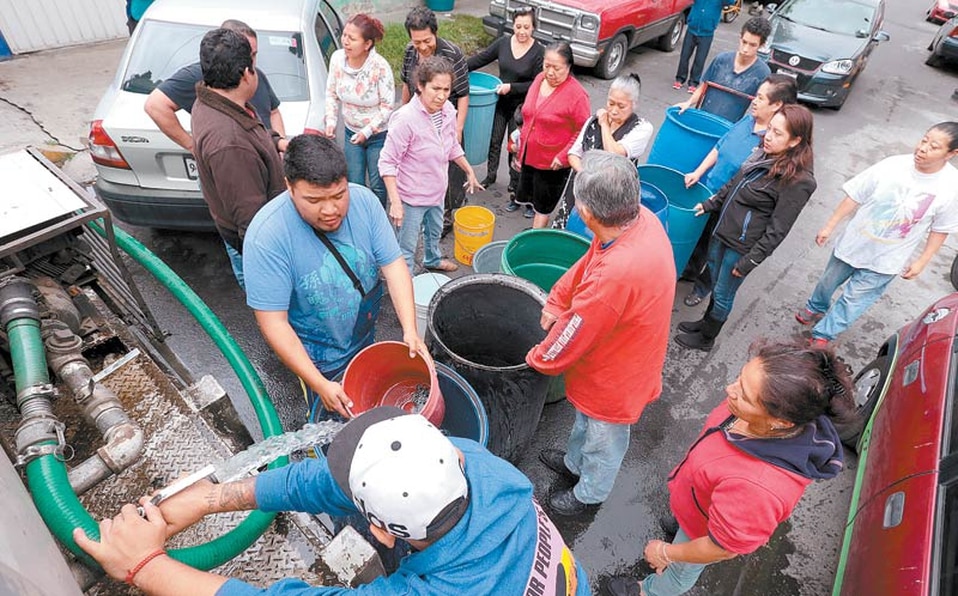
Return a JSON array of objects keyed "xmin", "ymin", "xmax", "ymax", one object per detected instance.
[{"xmin": 796, "ymin": 121, "xmax": 958, "ymax": 345}]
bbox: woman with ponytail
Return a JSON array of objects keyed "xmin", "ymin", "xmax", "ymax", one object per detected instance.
[{"xmin": 608, "ymin": 341, "xmax": 855, "ymax": 596}]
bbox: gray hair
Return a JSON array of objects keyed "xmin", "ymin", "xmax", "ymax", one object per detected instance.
[
  {"xmin": 573, "ymin": 150, "xmax": 640, "ymax": 227},
  {"xmin": 608, "ymin": 73, "xmax": 641, "ymax": 107}
]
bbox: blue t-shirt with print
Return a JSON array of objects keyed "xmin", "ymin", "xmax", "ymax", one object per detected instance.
[
  {"xmin": 705, "ymin": 113, "xmax": 764, "ymax": 192},
  {"xmin": 700, "ymin": 52, "xmax": 771, "ymax": 124},
  {"xmin": 244, "ymin": 184, "xmax": 402, "ymax": 375}
]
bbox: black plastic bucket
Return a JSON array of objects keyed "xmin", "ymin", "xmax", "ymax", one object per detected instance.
[{"xmin": 427, "ymin": 274, "xmax": 549, "ymax": 462}]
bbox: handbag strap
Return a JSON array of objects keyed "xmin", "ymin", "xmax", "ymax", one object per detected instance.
[{"xmin": 312, "ymin": 228, "xmax": 367, "ymax": 299}]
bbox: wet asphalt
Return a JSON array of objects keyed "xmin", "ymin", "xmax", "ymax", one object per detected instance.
[{"xmin": 112, "ymin": 2, "xmax": 958, "ymax": 594}]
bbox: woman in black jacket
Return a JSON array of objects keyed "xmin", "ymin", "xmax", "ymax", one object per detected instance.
[{"xmin": 676, "ymin": 104, "xmax": 816, "ymax": 352}]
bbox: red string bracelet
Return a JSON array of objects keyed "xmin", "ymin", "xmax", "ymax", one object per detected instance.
[{"xmin": 125, "ymin": 549, "xmax": 166, "ymax": 585}]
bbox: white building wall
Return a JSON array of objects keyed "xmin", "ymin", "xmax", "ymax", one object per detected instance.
[{"xmin": 0, "ymin": 0, "xmax": 127, "ymax": 54}]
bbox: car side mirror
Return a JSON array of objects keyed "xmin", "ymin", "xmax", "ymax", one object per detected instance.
[
  {"xmin": 873, "ymin": 30, "xmax": 890, "ymax": 42},
  {"xmin": 765, "ymin": 3, "xmax": 778, "ymax": 14}
]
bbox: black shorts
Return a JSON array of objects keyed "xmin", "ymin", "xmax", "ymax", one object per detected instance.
[{"xmin": 516, "ymin": 163, "xmax": 571, "ymax": 215}]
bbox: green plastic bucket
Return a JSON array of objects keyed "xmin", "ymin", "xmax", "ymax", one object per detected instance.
[{"xmin": 501, "ymin": 229, "xmax": 590, "ymax": 292}]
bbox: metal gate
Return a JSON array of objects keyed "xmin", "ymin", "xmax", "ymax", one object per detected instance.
[{"xmin": 0, "ymin": 0, "xmax": 126, "ymax": 54}]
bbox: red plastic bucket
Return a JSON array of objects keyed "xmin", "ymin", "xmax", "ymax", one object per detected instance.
[{"xmin": 342, "ymin": 341, "xmax": 444, "ymax": 426}]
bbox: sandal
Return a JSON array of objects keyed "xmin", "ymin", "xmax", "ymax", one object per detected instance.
[{"xmin": 427, "ymin": 259, "xmax": 459, "ymax": 272}]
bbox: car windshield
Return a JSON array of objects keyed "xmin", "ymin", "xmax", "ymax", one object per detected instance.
[
  {"xmin": 121, "ymin": 20, "xmax": 308, "ymax": 101},
  {"xmin": 777, "ymin": 0, "xmax": 874, "ymax": 36}
]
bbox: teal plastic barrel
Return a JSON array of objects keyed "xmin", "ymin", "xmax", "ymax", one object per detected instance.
[
  {"xmin": 637, "ymin": 164, "xmax": 712, "ymax": 276},
  {"xmin": 472, "ymin": 240, "xmax": 507, "ymax": 273},
  {"xmin": 463, "ymin": 72, "xmax": 502, "ymax": 165},
  {"xmin": 501, "ymin": 229, "xmax": 590, "ymax": 292},
  {"xmin": 646, "ymin": 107, "xmax": 732, "ymax": 174},
  {"xmin": 565, "ymin": 180, "xmax": 668, "ymax": 240},
  {"xmin": 425, "ymin": 0, "xmax": 455, "ymax": 11}
]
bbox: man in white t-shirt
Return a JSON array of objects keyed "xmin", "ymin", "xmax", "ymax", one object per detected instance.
[{"xmin": 796, "ymin": 122, "xmax": 958, "ymax": 345}]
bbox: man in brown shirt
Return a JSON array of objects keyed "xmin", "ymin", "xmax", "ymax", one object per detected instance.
[{"xmin": 191, "ymin": 27, "xmax": 286, "ymax": 288}]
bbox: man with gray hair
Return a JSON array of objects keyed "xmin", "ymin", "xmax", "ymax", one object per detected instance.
[{"xmin": 527, "ymin": 150, "xmax": 675, "ymax": 516}]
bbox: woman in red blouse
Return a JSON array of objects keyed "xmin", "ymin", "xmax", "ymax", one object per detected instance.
[{"xmin": 515, "ymin": 42, "xmax": 590, "ymax": 227}]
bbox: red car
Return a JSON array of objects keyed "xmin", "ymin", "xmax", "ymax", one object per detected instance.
[
  {"xmin": 483, "ymin": 0, "xmax": 693, "ymax": 79},
  {"xmin": 928, "ymin": 0, "xmax": 958, "ymax": 24},
  {"xmin": 832, "ymin": 292, "xmax": 958, "ymax": 595}
]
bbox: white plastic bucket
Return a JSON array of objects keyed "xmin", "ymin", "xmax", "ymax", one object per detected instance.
[{"xmin": 413, "ymin": 273, "xmax": 451, "ymax": 337}]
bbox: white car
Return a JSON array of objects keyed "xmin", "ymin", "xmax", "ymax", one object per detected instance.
[{"xmin": 89, "ymin": 0, "xmax": 342, "ymax": 230}]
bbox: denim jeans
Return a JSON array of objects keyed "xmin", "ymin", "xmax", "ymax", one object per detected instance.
[
  {"xmin": 564, "ymin": 410, "xmax": 630, "ymax": 504},
  {"xmin": 642, "ymin": 528, "xmax": 708, "ymax": 596},
  {"xmin": 806, "ymin": 253, "xmax": 896, "ymax": 341},
  {"xmin": 344, "ymin": 128, "xmax": 387, "ymax": 208},
  {"xmin": 675, "ymin": 33, "xmax": 714, "ymax": 85},
  {"xmin": 223, "ymin": 241, "xmax": 245, "ymax": 290},
  {"xmin": 398, "ymin": 203, "xmax": 444, "ymax": 272},
  {"xmin": 706, "ymin": 240, "xmax": 746, "ymax": 322}
]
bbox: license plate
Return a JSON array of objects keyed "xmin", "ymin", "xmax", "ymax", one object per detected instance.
[
  {"xmin": 777, "ymin": 68, "xmax": 798, "ymax": 79},
  {"xmin": 183, "ymin": 156, "xmax": 198, "ymax": 180}
]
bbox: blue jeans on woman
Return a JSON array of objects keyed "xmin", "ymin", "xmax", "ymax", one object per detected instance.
[
  {"xmin": 564, "ymin": 410, "xmax": 631, "ymax": 504},
  {"xmin": 344, "ymin": 128, "xmax": 387, "ymax": 208},
  {"xmin": 706, "ymin": 240, "xmax": 746, "ymax": 322},
  {"xmin": 397, "ymin": 203, "xmax": 444, "ymax": 272},
  {"xmin": 642, "ymin": 528, "xmax": 708, "ymax": 596},
  {"xmin": 805, "ymin": 253, "xmax": 896, "ymax": 341}
]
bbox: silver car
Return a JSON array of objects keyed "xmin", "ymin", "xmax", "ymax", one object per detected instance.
[{"xmin": 89, "ymin": 0, "xmax": 342, "ymax": 230}]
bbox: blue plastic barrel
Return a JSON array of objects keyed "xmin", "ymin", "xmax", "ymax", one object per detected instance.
[
  {"xmin": 436, "ymin": 362, "xmax": 489, "ymax": 446},
  {"xmin": 637, "ymin": 164, "xmax": 712, "ymax": 276},
  {"xmin": 425, "ymin": 0, "xmax": 455, "ymax": 10},
  {"xmin": 646, "ymin": 107, "xmax": 732, "ymax": 174},
  {"xmin": 463, "ymin": 72, "xmax": 502, "ymax": 165},
  {"xmin": 565, "ymin": 180, "xmax": 669, "ymax": 240}
]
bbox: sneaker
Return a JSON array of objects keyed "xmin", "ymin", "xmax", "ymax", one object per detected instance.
[
  {"xmin": 548, "ymin": 488, "xmax": 598, "ymax": 517},
  {"xmin": 809, "ymin": 337, "xmax": 830, "ymax": 348},
  {"xmin": 672, "ymin": 80, "xmax": 683, "ymax": 90},
  {"xmin": 687, "ymin": 84, "xmax": 697, "ymax": 94},
  {"xmin": 524, "ymin": 206, "xmax": 535, "ymax": 219},
  {"xmin": 795, "ymin": 307, "xmax": 824, "ymax": 326},
  {"xmin": 504, "ymin": 201, "xmax": 520, "ymax": 212},
  {"xmin": 607, "ymin": 576, "xmax": 643, "ymax": 596},
  {"xmin": 683, "ymin": 291, "xmax": 705, "ymax": 307},
  {"xmin": 539, "ymin": 449, "xmax": 579, "ymax": 481}
]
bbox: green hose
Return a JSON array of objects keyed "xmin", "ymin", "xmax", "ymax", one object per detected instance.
[
  {"xmin": 17, "ymin": 219, "xmax": 289, "ymax": 572},
  {"xmin": 8, "ymin": 318, "xmax": 49, "ymax": 391},
  {"xmin": 7, "ymin": 313, "xmax": 100, "ymax": 566}
]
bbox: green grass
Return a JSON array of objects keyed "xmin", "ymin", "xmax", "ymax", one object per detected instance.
[{"xmin": 378, "ymin": 15, "xmax": 493, "ymax": 82}]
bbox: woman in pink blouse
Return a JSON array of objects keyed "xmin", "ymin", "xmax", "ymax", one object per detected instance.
[
  {"xmin": 324, "ymin": 14, "xmax": 394, "ymax": 207},
  {"xmin": 379, "ymin": 56, "xmax": 482, "ymax": 274}
]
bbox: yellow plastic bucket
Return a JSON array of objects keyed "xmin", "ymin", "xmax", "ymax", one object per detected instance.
[{"xmin": 453, "ymin": 206, "xmax": 495, "ymax": 266}]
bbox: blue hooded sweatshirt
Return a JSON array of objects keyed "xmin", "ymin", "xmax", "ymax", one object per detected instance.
[{"xmin": 217, "ymin": 438, "xmax": 591, "ymax": 595}]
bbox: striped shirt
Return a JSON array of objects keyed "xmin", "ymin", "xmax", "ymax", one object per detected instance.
[{"xmin": 400, "ymin": 38, "xmax": 470, "ymax": 103}]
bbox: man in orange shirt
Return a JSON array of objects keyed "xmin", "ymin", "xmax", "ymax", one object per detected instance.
[{"xmin": 527, "ymin": 151, "xmax": 675, "ymax": 516}]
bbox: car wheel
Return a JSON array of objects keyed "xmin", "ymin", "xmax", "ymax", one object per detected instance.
[
  {"xmin": 950, "ymin": 252, "xmax": 958, "ymax": 291},
  {"xmin": 838, "ymin": 355, "xmax": 891, "ymax": 452},
  {"xmin": 925, "ymin": 52, "xmax": 944, "ymax": 67},
  {"xmin": 658, "ymin": 13, "xmax": 685, "ymax": 52},
  {"xmin": 596, "ymin": 34, "xmax": 628, "ymax": 79}
]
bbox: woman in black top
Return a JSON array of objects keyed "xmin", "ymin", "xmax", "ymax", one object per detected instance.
[
  {"xmin": 467, "ymin": 7, "xmax": 545, "ymax": 197},
  {"xmin": 676, "ymin": 104, "xmax": 817, "ymax": 352}
]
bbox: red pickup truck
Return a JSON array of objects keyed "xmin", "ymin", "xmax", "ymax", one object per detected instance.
[{"xmin": 483, "ymin": 0, "xmax": 693, "ymax": 78}]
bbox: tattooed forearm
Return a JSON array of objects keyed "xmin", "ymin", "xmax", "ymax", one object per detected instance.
[{"xmin": 215, "ymin": 478, "xmax": 258, "ymax": 512}]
